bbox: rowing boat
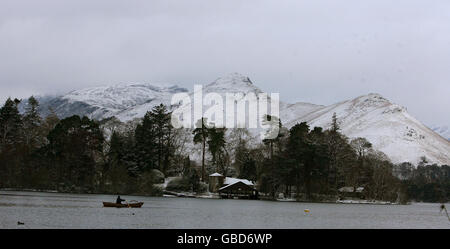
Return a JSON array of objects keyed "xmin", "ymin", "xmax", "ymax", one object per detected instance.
[{"xmin": 102, "ymin": 202, "xmax": 144, "ymax": 208}]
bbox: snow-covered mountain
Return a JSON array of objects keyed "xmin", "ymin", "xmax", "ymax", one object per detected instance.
[
  {"xmin": 285, "ymin": 94, "xmax": 450, "ymax": 166},
  {"xmin": 430, "ymin": 125, "xmax": 450, "ymax": 141},
  {"xmin": 30, "ymin": 73, "xmax": 450, "ymax": 166},
  {"xmin": 34, "ymin": 83, "xmax": 188, "ymax": 120}
]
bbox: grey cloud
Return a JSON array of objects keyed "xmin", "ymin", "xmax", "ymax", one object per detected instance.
[{"xmin": 0, "ymin": 0, "xmax": 449, "ymax": 126}]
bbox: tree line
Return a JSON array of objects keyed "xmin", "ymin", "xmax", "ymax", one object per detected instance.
[
  {"xmin": 0, "ymin": 97, "xmax": 448, "ymax": 202},
  {"xmin": 0, "ymin": 97, "xmax": 177, "ymax": 195},
  {"xmin": 394, "ymin": 160, "xmax": 449, "ymax": 203}
]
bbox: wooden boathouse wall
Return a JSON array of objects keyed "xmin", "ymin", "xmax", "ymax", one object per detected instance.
[{"xmin": 218, "ymin": 181, "xmax": 258, "ymax": 199}]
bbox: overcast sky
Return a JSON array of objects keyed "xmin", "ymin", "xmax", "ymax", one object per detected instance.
[{"xmin": 1, "ymin": 0, "xmax": 449, "ymax": 126}]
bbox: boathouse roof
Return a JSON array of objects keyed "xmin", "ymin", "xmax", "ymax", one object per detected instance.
[
  {"xmin": 218, "ymin": 181, "xmax": 255, "ymax": 192},
  {"xmin": 223, "ymin": 177, "xmax": 254, "ymax": 186}
]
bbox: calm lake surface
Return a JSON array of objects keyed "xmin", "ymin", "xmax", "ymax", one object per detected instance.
[{"xmin": 0, "ymin": 190, "xmax": 448, "ymax": 229}]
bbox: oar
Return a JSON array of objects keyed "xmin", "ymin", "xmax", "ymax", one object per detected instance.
[{"xmin": 125, "ymin": 200, "xmax": 131, "ymax": 208}]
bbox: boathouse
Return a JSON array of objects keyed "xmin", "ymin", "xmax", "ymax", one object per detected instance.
[
  {"xmin": 218, "ymin": 181, "xmax": 258, "ymax": 199},
  {"xmin": 208, "ymin": 173, "xmax": 258, "ymax": 199},
  {"xmin": 338, "ymin": 186, "xmax": 365, "ymax": 199}
]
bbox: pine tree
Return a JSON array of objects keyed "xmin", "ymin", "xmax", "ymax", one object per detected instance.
[
  {"xmin": 0, "ymin": 98, "xmax": 23, "ymax": 149},
  {"xmin": 207, "ymin": 126, "xmax": 226, "ymax": 174},
  {"xmin": 149, "ymin": 104, "xmax": 174, "ymax": 175},
  {"xmin": 286, "ymin": 122, "xmax": 310, "ymax": 198},
  {"xmin": 259, "ymin": 115, "xmax": 286, "ymax": 198},
  {"xmin": 193, "ymin": 118, "xmax": 210, "ymax": 181},
  {"xmin": 133, "ymin": 104, "xmax": 175, "ymax": 176},
  {"xmin": 326, "ymin": 113, "xmax": 345, "ymax": 193},
  {"xmin": 331, "ymin": 112, "xmax": 339, "ymax": 133},
  {"xmin": 134, "ymin": 112, "xmax": 157, "ymax": 172},
  {"xmin": 0, "ymin": 98, "xmax": 24, "ymax": 187}
]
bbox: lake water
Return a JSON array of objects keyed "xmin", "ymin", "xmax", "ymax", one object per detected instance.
[{"xmin": 0, "ymin": 190, "xmax": 448, "ymax": 229}]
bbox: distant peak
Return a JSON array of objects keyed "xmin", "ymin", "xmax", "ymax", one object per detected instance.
[
  {"xmin": 366, "ymin": 92, "xmax": 384, "ymax": 98},
  {"xmin": 355, "ymin": 93, "xmax": 389, "ymax": 102},
  {"xmin": 201, "ymin": 73, "xmax": 263, "ymax": 95},
  {"xmin": 213, "ymin": 73, "xmax": 253, "ymax": 85}
]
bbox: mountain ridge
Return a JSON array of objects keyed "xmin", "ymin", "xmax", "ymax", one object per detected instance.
[
  {"xmin": 430, "ymin": 125, "xmax": 450, "ymax": 141},
  {"xmin": 23, "ymin": 73, "xmax": 450, "ymax": 166}
]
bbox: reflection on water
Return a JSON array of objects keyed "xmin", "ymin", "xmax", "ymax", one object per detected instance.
[{"xmin": 0, "ymin": 190, "xmax": 448, "ymax": 229}]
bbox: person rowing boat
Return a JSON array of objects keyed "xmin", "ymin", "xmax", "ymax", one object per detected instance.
[
  {"xmin": 103, "ymin": 201, "xmax": 143, "ymax": 208},
  {"xmin": 115, "ymin": 195, "xmax": 132, "ymax": 208},
  {"xmin": 102, "ymin": 195, "xmax": 143, "ymax": 208},
  {"xmin": 116, "ymin": 195, "xmax": 125, "ymax": 204}
]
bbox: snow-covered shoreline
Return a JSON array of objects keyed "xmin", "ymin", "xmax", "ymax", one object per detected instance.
[
  {"xmin": 335, "ymin": 199, "xmax": 396, "ymax": 205},
  {"xmin": 0, "ymin": 188, "xmax": 59, "ymax": 193},
  {"xmin": 0, "ymin": 188, "xmax": 412, "ymax": 205}
]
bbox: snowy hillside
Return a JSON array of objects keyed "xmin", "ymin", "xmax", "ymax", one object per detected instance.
[
  {"xmin": 202, "ymin": 73, "xmax": 263, "ymax": 96},
  {"xmin": 430, "ymin": 125, "xmax": 450, "ymax": 141},
  {"xmin": 285, "ymin": 94, "xmax": 450, "ymax": 166},
  {"xmin": 30, "ymin": 73, "xmax": 450, "ymax": 166},
  {"xmin": 33, "ymin": 83, "xmax": 188, "ymax": 120}
]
